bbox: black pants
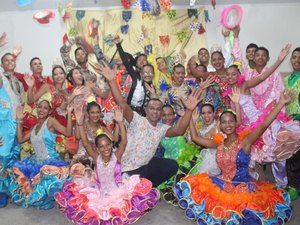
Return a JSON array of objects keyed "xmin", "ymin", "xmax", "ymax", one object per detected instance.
[
  {"xmin": 125, "ymin": 157, "xmax": 178, "ymax": 187},
  {"xmin": 286, "ymin": 148, "xmax": 300, "ymax": 188}
]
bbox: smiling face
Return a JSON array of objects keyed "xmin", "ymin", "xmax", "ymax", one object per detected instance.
[
  {"xmin": 198, "ymin": 49, "xmax": 209, "ymax": 65},
  {"xmin": 220, "ymin": 112, "xmax": 237, "ymax": 135},
  {"xmin": 291, "ymin": 50, "xmax": 300, "ymax": 73},
  {"xmin": 201, "ymin": 105, "xmax": 215, "ymax": 126},
  {"xmin": 37, "ymin": 100, "xmax": 51, "ymax": 119},
  {"xmin": 1, "ymin": 54, "xmax": 16, "ymax": 73},
  {"xmin": 87, "ymin": 105, "xmax": 102, "ymax": 123},
  {"xmin": 96, "ymin": 136, "xmax": 113, "ymax": 158},
  {"xmin": 52, "ymin": 67, "xmax": 66, "ymax": 85},
  {"xmin": 172, "ymin": 66, "xmax": 185, "ymax": 86},
  {"xmin": 211, "ymin": 52, "xmax": 225, "ymax": 71},
  {"xmin": 246, "ymin": 47, "xmax": 257, "ymax": 62},
  {"xmin": 156, "ymin": 57, "xmax": 168, "ymax": 71},
  {"xmin": 161, "ymin": 106, "xmax": 175, "ymax": 126},
  {"xmin": 75, "ymin": 48, "xmax": 88, "ymax": 64},
  {"xmin": 72, "ymin": 69, "xmax": 84, "ymax": 86},
  {"xmin": 226, "ymin": 66, "xmax": 239, "ymax": 85},
  {"xmin": 254, "ymin": 49, "xmax": 269, "ymax": 67},
  {"xmin": 145, "ymin": 100, "xmax": 163, "ymax": 125},
  {"xmin": 141, "ymin": 65, "xmax": 154, "ymax": 83},
  {"xmin": 30, "ymin": 58, "xmax": 43, "ymax": 75},
  {"xmin": 136, "ymin": 55, "xmax": 148, "ymax": 69}
]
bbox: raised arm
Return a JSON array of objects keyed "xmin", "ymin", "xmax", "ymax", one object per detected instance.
[
  {"xmin": 245, "ymin": 44, "xmax": 291, "ymax": 89},
  {"xmin": 94, "ymin": 63, "xmax": 134, "ymax": 122},
  {"xmin": 16, "ymin": 106, "xmax": 30, "ymax": 143},
  {"xmin": 48, "ymin": 104, "xmax": 73, "ymax": 137},
  {"xmin": 74, "ymin": 102, "xmax": 97, "ymax": 161},
  {"xmin": 165, "ymin": 88, "xmax": 202, "ymax": 137},
  {"xmin": 189, "ymin": 118, "xmax": 217, "ymax": 148},
  {"xmin": 25, "ymin": 72, "xmax": 50, "ymax": 104},
  {"xmin": 60, "ymin": 39, "xmax": 77, "ymax": 72},
  {"xmin": 113, "ymin": 107, "xmax": 127, "ymax": 161},
  {"xmin": 242, "ymin": 91, "xmax": 294, "ymax": 153},
  {"xmin": 188, "ymin": 56, "xmax": 210, "ymax": 80},
  {"xmin": 229, "ymin": 87, "xmax": 241, "ymax": 126}
]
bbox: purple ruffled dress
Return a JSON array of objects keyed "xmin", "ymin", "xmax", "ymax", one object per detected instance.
[{"xmin": 55, "ymin": 154, "xmax": 159, "ymax": 225}]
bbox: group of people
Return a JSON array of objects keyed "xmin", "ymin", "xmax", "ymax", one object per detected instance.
[{"xmin": 0, "ymin": 24, "xmax": 299, "ymax": 225}]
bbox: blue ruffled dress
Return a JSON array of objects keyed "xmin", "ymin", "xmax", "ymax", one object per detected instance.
[{"xmin": 9, "ymin": 118, "xmax": 70, "ymax": 209}]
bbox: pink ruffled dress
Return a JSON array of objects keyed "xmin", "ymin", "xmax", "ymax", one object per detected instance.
[
  {"xmin": 55, "ymin": 154, "xmax": 159, "ymax": 225},
  {"xmin": 238, "ymin": 94, "xmax": 300, "ymax": 164}
]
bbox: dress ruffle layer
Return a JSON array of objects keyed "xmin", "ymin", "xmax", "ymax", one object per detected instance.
[
  {"xmin": 175, "ymin": 173, "xmax": 292, "ymax": 225},
  {"xmin": 8, "ymin": 158, "xmax": 70, "ymax": 209},
  {"xmin": 55, "ymin": 174, "xmax": 159, "ymax": 225}
]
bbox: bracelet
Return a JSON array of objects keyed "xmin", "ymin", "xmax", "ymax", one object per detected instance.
[{"xmin": 16, "ymin": 119, "xmax": 23, "ymax": 124}]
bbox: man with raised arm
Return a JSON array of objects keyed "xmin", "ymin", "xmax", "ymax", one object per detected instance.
[{"xmin": 95, "ymin": 63, "xmax": 205, "ymax": 187}]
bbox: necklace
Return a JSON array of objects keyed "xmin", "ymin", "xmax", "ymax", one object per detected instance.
[
  {"xmin": 223, "ymin": 140, "xmax": 237, "ymax": 152},
  {"xmin": 103, "ymin": 160, "xmax": 109, "ymax": 167}
]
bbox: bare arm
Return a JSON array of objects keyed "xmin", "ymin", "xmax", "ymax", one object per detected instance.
[
  {"xmin": 48, "ymin": 105, "xmax": 73, "ymax": 137},
  {"xmin": 189, "ymin": 120, "xmax": 217, "ymax": 148},
  {"xmin": 113, "ymin": 107, "xmax": 127, "ymax": 161},
  {"xmin": 242, "ymin": 91, "xmax": 293, "ymax": 153},
  {"xmin": 94, "ymin": 63, "xmax": 134, "ymax": 122},
  {"xmin": 165, "ymin": 88, "xmax": 203, "ymax": 137},
  {"xmin": 229, "ymin": 87, "xmax": 241, "ymax": 126},
  {"xmin": 16, "ymin": 106, "xmax": 30, "ymax": 143},
  {"xmin": 245, "ymin": 44, "xmax": 291, "ymax": 89},
  {"xmin": 28, "ymin": 83, "xmax": 50, "ymax": 104},
  {"xmin": 90, "ymin": 83, "xmax": 109, "ymax": 98},
  {"xmin": 188, "ymin": 56, "xmax": 209, "ymax": 80}
]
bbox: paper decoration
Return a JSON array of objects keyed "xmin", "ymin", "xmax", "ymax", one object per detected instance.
[
  {"xmin": 166, "ymin": 10, "xmax": 176, "ymax": 20},
  {"xmin": 68, "ymin": 27, "xmax": 78, "ymax": 37},
  {"xmin": 58, "ymin": 2, "xmax": 64, "ymax": 15},
  {"xmin": 103, "ymin": 34, "xmax": 114, "ymax": 47},
  {"xmin": 121, "ymin": 0, "xmax": 131, "ymax": 9},
  {"xmin": 16, "ymin": 0, "xmax": 32, "ymax": 6},
  {"xmin": 204, "ymin": 10, "xmax": 211, "ymax": 23},
  {"xmin": 122, "ymin": 11, "xmax": 132, "ymax": 22},
  {"xmin": 189, "ymin": 0, "xmax": 196, "ymax": 7},
  {"xmin": 76, "ymin": 10, "xmax": 85, "ymax": 21},
  {"xmin": 159, "ymin": 35, "xmax": 170, "ymax": 48},
  {"xmin": 88, "ymin": 18, "xmax": 100, "ymax": 37},
  {"xmin": 160, "ymin": 0, "xmax": 172, "ymax": 11},
  {"xmin": 220, "ymin": 5, "xmax": 243, "ymax": 29},
  {"xmin": 190, "ymin": 22, "xmax": 200, "ymax": 32},
  {"xmin": 62, "ymin": 33, "xmax": 69, "ymax": 44},
  {"xmin": 176, "ymin": 31, "xmax": 187, "ymax": 42},
  {"xmin": 33, "ymin": 10, "xmax": 55, "ymax": 24},
  {"xmin": 121, "ymin": 24, "xmax": 129, "ymax": 34},
  {"xmin": 198, "ymin": 23, "xmax": 206, "ymax": 34},
  {"xmin": 188, "ymin": 8, "xmax": 198, "ymax": 19},
  {"xmin": 211, "ymin": 0, "xmax": 216, "ymax": 9}
]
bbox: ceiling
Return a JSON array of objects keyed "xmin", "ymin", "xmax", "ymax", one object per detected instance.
[{"xmin": 1, "ymin": 0, "xmax": 299, "ymax": 12}]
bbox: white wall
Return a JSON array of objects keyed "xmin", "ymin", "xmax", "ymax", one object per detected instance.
[{"xmin": 0, "ymin": 2, "xmax": 299, "ymax": 75}]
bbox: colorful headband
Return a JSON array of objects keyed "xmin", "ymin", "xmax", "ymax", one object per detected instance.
[
  {"xmin": 96, "ymin": 129, "xmax": 112, "ymax": 141},
  {"xmin": 38, "ymin": 92, "xmax": 52, "ymax": 108},
  {"xmin": 232, "ymin": 61, "xmax": 242, "ymax": 71},
  {"xmin": 202, "ymin": 96, "xmax": 214, "ymax": 107}
]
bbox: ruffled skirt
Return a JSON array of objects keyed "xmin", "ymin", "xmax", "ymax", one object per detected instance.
[
  {"xmin": 55, "ymin": 174, "xmax": 159, "ymax": 225},
  {"xmin": 174, "ymin": 173, "xmax": 292, "ymax": 224},
  {"xmin": 8, "ymin": 158, "xmax": 70, "ymax": 209}
]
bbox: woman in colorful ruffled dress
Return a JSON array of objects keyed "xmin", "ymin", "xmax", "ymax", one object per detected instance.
[
  {"xmin": 225, "ymin": 45, "xmax": 300, "ymax": 187},
  {"xmin": 157, "ymin": 105, "xmax": 200, "ymax": 205},
  {"xmin": 189, "ymin": 102, "xmax": 220, "ymax": 176},
  {"xmin": 9, "ymin": 99, "xmax": 73, "ymax": 209},
  {"xmin": 175, "ymin": 91, "xmax": 293, "ymax": 224},
  {"xmin": 55, "ymin": 103, "xmax": 159, "ymax": 225},
  {"xmin": 72, "ymin": 100, "xmax": 119, "ymax": 167}
]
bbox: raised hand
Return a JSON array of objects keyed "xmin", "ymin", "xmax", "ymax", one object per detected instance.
[
  {"xmin": 16, "ymin": 106, "xmax": 24, "ymax": 120},
  {"xmin": 229, "ymin": 87, "xmax": 240, "ymax": 104},
  {"xmin": 94, "ymin": 62, "xmax": 117, "ymax": 82},
  {"xmin": 114, "ymin": 106, "xmax": 124, "ymax": 122},
  {"xmin": 199, "ymin": 74, "xmax": 215, "ymax": 89},
  {"xmin": 145, "ymin": 83, "xmax": 156, "ymax": 96},
  {"xmin": 13, "ymin": 46, "xmax": 22, "ymax": 57},
  {"xmin": 0, "ymin": 32, "xmax": 7, "ymax": 47},
  {"xmin": 278, "ymin": 44, "xmax": 292, "ymax": 61},
  {"xmin": 24, "ymin": 73, "xmax": 35, "ymax": 87},
  {"xmin": 73, "ymin": 101, "xmax": 84, "ymax": 125},
  {"xmin": 192, "ymin": 108, "xmax": 199, "ymax": 122},
  {"xmin": 181, "ymin": 88, "xmax": 202, "ymax": 111},
  {"xmin": 66, "ymin": 103, "xmax": 74, "ymax": 114},
  {"xmin": 279, "ymin": 90, "xmax": 294, "ymax": 105},
  {"xmin": 112, "ymin": 35, "xmax": 121, "ymax": 45},
  {"xmin": 73, "ymin": 86, "xmax": 88, "ymax": 97}
]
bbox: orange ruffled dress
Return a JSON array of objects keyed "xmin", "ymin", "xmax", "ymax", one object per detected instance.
[{"xmin": 174, "ymin": 142, "xmax": 292, "ymax": 225}]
